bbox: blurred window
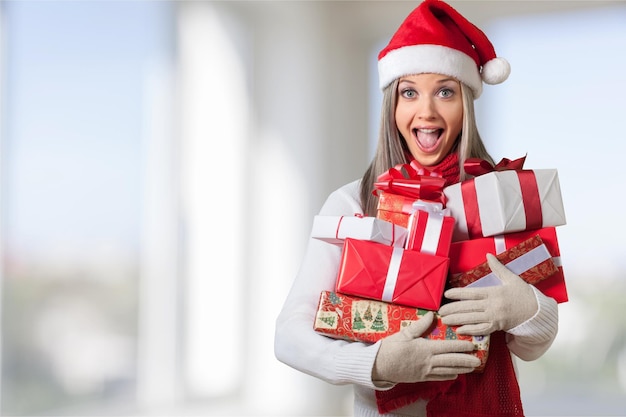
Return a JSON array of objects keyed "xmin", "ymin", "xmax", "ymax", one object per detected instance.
[{"xmin": 0, "ymin": 1, "xmax": 175, "ymax": 414}]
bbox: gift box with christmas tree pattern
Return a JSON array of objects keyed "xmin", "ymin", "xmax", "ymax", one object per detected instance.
[{"xmin": 313, "ymin": 291, "xmax": 489, "ymax": 371}]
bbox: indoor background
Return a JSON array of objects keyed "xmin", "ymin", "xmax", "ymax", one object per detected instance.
[{"xmin": 0, "ymin": 0, "xmax": 625, "ymax": 416}]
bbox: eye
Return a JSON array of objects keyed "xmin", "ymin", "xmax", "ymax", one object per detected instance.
[
  {"xmin": 400, "ymin": 88, "xmax": 417, "ymax": 99},
  {"xmin": 438, "ymin": 88, "xmax": 455, "ymax": 98}
]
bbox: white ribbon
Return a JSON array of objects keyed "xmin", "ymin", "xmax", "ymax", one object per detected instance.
[
  {"xmin": 476, "ymin": 243, "xmax": 552, "ymax": 284},
  {"xmin": 421, "ymin": 214, "xmax": 443, "ymax": 255},
  {"xmin": 382, "ymin": 247, "xmax": 404, "ymax": 302},
  {"xmin": 412, "ymin": 200, "xmax": 445, "ymax": 214},
  {"xmin": 411, "ymin": 200, "xmax": 451, "ymax": 255},
  {"xmin": 494, "ymin": 235, "xmax": 506, "ymax": 254}
]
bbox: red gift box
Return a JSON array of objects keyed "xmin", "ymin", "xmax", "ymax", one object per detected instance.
[
  {"xmin": 405, "ymin": 202, "xmax": 455, "ymax": 257},
  {"xmin": 336, "ymin": 238, "xmax": 449, "ymax": 310},
  {"xmin": 376, "ymin": 191, "xmax": 415, "ymax": 228},
  {"xmin": 374, "ymin": 161, "xmax": 447, "ymax": 229},
  {"xmin": 443, "ymin": 157, "xmax": 566, "ymax": 241},
  {"xmin": 450, "ymin": 235, "xmax": 557, "ymax": 287},
  {"xmin": 314, "ymin": 291, "xmax": 489, "ymax": 371},
  {"xmin": 448, "ymin": 227, "xmax": 568, "ymax": 303}
]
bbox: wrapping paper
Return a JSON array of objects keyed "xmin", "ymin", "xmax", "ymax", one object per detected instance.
[
  {"xmin": 374, "ymin": 161, "xmax": 447, "ymax": 228},
  {"xmin": 449, "ymin": 235, "xmax": 557, "ymax": 287},
  {"xmin": 448, "ymin": 227, "xmax": 568, "ymax": 303},
  {"xmin": 443, "ymin": 169, "xmax": 566, "ymax": 241},
  {"xmin": 314, "ymin": 291, "xmax": 489, "ymax": 371},
  {"xmin": 376, "ymin": 192, "xmax": 416, "ymax": 228},
  {"xmin": 311, "ymin": 214, "xmax": 408, "ymax": 247},
  {"xmin": 336, "ymin": 238, "xmax": 449, "ymax": 310},
  {"xmin": 405, "ymin": 202, "xmax": 455, "ymax": 257}
]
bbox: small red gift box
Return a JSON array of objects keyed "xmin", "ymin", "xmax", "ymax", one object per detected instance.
[
  {"xmin": 405, "ymin": 201, "xmax": 455, "ymax": 257},
  {"xmin": 311, "ymin": 214, "xmax": 408, "ymax": 247},
  {"xmin": 443, "ymin": 157, "xmax": 566, "ymax": 241},
  {"xmin": 314, "ymin": 291, "xmax": 489, "ymax": 371},
  {"xmin": 374, "ymin": 161, "xmax": 447, "ymax": 229},
  {"xmin": 376, "ymin": 191, "xmax": 415, "ymax": 228},
  {"xmin": 336, "ymin": 238, "xmax": 449, "ymax": 310},
  {"xmin": 448, "ymin": 227, "xmax": 568, "ymax": 303}
]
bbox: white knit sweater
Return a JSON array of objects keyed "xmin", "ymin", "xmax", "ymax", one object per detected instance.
[{"xmin": 274, "ymin": 180, "xmax": 559, "ymax": 417}]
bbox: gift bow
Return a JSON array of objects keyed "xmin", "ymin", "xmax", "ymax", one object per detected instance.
[
  {"xmin": 464, "ymin": 155, "xmax": 527, "ymax": 177},
  {"xmin": 374, "ymin": 160, "xmax": 446, "ymax": 203},
  {"xmin": 412, "ymin": 200, "xmax": 450, "ymax": 217}
]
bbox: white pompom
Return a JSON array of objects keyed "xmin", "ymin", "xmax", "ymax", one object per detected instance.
[{"xmin": 481, "ymin": 57, "xmax": 511, "ymax": 85}]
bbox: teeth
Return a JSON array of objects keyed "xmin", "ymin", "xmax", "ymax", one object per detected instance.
[{"xmin": 417, "ymin": 128, "xmax": 438, "ymax": 133}]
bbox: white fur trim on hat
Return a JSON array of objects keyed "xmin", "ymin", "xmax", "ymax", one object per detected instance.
[{"xmin": 378, "ymin": 44, "xmax": 483, "ymax": 97}]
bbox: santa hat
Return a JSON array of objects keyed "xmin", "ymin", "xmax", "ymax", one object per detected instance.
[{"xmin": 378, "ymin": 0, "xmax": 510, "ymax": 97}]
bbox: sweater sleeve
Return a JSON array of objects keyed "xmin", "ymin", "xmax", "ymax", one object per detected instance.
[
  {"xmin": 505, "ymin": 286, "xmax": 559, "ymax": 361},
  {"xmin": 274, "ymin": 181, "xmax": 383, "ymax": 390}
]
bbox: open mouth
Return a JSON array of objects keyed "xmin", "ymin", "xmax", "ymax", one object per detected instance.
[{"xmin": 413, "ymin": 128, "xmax": 443, "ymax": 152}]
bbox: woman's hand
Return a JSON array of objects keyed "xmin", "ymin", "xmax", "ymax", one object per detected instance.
[
  {"xmin": 372, "ymin": 311, "xmax": 481, "ymax": 385},
  {"xmin": 439, "ymin": 254, "xmax": 539, "ymax": 335}
]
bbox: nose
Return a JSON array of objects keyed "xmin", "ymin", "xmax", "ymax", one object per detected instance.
[{"xmin": 417, "ymin": 97, "xmax": 437, "ymax": 120}]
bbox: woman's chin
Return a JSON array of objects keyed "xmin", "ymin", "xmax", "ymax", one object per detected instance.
[{"xmin": 411, "ymin": 152, "xmax": 445, "ymax": 167}]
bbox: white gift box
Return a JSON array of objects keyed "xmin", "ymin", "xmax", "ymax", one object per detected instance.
[
  {"xmin": 311, "ymin": 215, "xmax": 408, "ymax": 247},
  {"xmin": 443, "ymin": 169, "xmax": 566, "ymax": 241}
]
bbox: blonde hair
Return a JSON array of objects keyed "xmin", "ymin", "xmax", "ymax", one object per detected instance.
[{"xmin": 359, "ymin": 79, "xmax": 494, "ymax": 216}]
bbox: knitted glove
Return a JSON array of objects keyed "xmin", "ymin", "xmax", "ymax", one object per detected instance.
[
  {"xmin": 372, "ymin": 311, "xmax": 482, "ymax": 384},
  {"xmin": 439, "ymin": 253, "xmax": 539, "ymax": 335}
]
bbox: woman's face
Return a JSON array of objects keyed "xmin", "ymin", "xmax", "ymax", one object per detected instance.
[{"xmin": 395, "ymin": 73, "xmax": 463, "ymax": 166}]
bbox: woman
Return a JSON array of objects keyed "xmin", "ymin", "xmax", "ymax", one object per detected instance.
[{"xmin": 275, "ymin": 1, "xmax": 558, "ymax": 416}]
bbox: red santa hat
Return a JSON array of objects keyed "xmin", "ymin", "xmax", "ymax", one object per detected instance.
[{"xmin": 378, "ymin": 0, "xmax": 510, "ymax": 98}]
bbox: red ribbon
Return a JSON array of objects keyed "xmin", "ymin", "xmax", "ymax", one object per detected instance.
[
  {"xmin": 464, "ymin": 155, "xmax": 527, "ymax": 177},
  {"xmin": 461, "ymin": 180, "xmax": 482, "ymax": 239},
  {"xmin": 518, "ymin": 171, "xmax": 543, "ymax": 231},
  {"xmin": 461, "ymin": 156, "xmax": 543, "ymax": 238},
  {"xmin": 374, "ymin": 160, "xmax": 446, "ymax": 204},
  {"xmin": 335, "ymin": 216, "xmax": 345, "ymax": 240}
]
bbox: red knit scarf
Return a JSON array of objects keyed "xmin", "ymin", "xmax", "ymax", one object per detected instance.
[
  {"xmin": 375, "ymin": 331, "xmax": 524, "ymax": 416},
  {"xmin": 375, "ymin": 153, "xmax": 524, "ymax": 416},
  {"xmin": 408, "ymin": 151, "xmax": 460, "ymax": 186}
]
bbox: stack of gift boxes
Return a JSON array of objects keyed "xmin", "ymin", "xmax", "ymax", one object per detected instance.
[{"xmin": 311, "ymin": 157, "xmax": 567, "ymax": 372}]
